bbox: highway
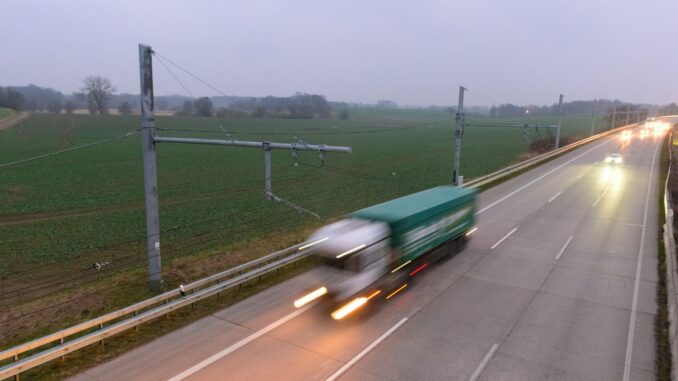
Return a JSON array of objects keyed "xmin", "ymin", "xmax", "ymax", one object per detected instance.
[{"xmin": 70, "ymin": 123, "xmax": 669, "ymax": 381}]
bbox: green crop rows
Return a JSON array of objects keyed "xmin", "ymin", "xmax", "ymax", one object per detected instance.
[
  {"xmin": 0, "ymin": 108, "xmax": 11, "ymax": 121},
  {"xmin": 0, "ymin": 109, "xmax": 604, "ymax": 279}
]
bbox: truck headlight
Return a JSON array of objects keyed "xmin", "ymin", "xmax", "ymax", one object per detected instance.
[{"xmin": 294, "ymin": 287, "xmax": 327, "ymax": 308}]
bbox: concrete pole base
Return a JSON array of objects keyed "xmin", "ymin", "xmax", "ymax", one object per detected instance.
[{"xmin": 149, "ymin": 279, "xmax": 164, "ymax": 293}]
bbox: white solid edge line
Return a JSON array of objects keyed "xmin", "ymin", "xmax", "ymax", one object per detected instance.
[
  {"xmin": 555, "ymin": 235, "xmax": 574, "ymax": 260},
  {"xmin": 623, "ymin": 140, "xmax": 661, "ymax": 381},
  {"xmin": 469, "ymin": 343, "xmax": 499, "ymax": 381},
  {"xmin": 167, "ymin": 304, "xmax": 313, "ymax": 381},
  {"xmin": 490, "ymin": 227, "xmax": 518, "ymax": 250},
  {"xmin": 475, "ymin": 140, "xmax": 610, "ymax": 216},
  {"xmin": 325, "ymin": 317, "xmax": 409, "ymax": 381},
  {"xmin": 548, "ymin": 191, "xmax": 563, "ymax": 203}
]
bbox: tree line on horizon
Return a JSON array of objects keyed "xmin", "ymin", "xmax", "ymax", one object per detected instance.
[
  {"xmin": 0, "ymin": 80, "xmax": 348, "ymax": 120},
  {"xmin": 1, "ymin": 81, "xmax": 675, "ymax": 119},
  {"xmin": 172, "ymin": 92, "xmax": 352, "ymax": 120}
]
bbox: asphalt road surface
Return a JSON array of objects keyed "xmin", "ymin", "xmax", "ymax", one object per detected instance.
[{"xmin": 70, "ymin": 122, "xmax": 670, "ymax": 381}]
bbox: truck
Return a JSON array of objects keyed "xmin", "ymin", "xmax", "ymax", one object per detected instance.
[{"xmin": 293, "ymin": 185, "xmax": 477, "ymax": 319}]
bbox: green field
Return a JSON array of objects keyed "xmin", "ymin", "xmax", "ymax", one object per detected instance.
[
  {"xmin": 0, "ymin": 109, "xmax": 605, "ymax": 293},
  {"xmin": 0, "ymin": 108, "xmax": 12, "ymax": 121}
]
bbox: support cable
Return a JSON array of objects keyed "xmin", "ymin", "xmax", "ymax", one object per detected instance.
[{"xmin": 151, "ymin": 50, "xmax": 252, "ymax": 111}]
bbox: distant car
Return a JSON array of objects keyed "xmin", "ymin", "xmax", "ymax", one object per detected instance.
[
  {"xmin": 604, "ymin": 153, "xmax": 623, "ymax": 165},
  {"xmin": 645, "ymin": 117, "xmax": 657, "ymax": 129}
]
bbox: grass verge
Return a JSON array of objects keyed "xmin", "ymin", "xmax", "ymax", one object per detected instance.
[
  {"xmin": 656, "ymin": 133, "xmax": 671, "ymax": 381},
  {"xmin": 24, "ymin": 257, "xmax": 317, "ymax": 380},
  {"xmin": 473, "ymin": 135, "xmax": 595, "ymax": 192}
]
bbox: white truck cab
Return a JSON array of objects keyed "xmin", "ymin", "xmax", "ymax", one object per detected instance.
[{"xmin": 308, "ymin": 218, "xmax": 391, "ymax": 301}]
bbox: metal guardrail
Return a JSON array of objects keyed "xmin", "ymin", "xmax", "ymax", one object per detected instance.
[
  {"xmin": 0, "ymin": 242, "xmax": 315, "ymax": 380},
  {"xmin": 0, "ymin": 121, "xmax": 644, "ymax": 380},
  {"xmin": 662, "ymin": 129, "xmax": 678, "ymax": 380},
  {"xmin": 465, "ymin": 123, "xmax": 639, "ymax": 189}
]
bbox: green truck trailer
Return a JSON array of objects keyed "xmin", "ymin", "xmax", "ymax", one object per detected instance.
[{"xmin": 293, "ymin": 186, "xmax": 477, "ymax": 319}]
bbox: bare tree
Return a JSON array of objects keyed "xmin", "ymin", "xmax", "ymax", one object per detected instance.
[
  {"xmin": 216, "ymin": 107, "xmax": 229, "ymax": 117},
  {"xmin": 118, "ymin": 101, "xmax": 132, "ymax": 116},
  {"xmin": 46, "ymin": 99, "xmax": 63, "ymax": 114},
  {"xmin": 81, "ymin": 76, "xmax": 116, "ymax": 114},
  {"xmin": 64, "ymin": 101, "xmax": 76, "ymax": 114},
  {"xmin": 253, "ymin": 106, "xmax": 267, "ymax": 118},
  {"xmin": 175, "ymin": 100, "xmax": 193, "ymax": 116},
  {"xmin": 193, "ymin": 97, "xmax": 214, "ymax": 117}
]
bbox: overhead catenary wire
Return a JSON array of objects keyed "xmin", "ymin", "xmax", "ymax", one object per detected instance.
[
  {"xmin": 1, "ymin": 142, "xmax": 449, "ymax": 282},
  {"xmin": 0, "ymin": 204, "xmax": 315, "ymax": 307},
  {"xmin": 0, "ymin": 289, "xmax": 106, "ymax": 326},
  {"xmin": 3, "ymin": 108, "xmax": 611, "ymax": 308},
  {"xmin": 0, "ymin": 177, "xmax": 331, "ymax": 292},
  {"xmin": 0, "ymin": 117, "xmax": 451, "ymax": 305},
  {"xmin": 0, "ymin": 168, "xmax": 424, "ymax": 308},
  {"xmin": 0, "ymin": 130, "xmax": 140, "ymax": 168},
  {"xmin": 4, "ymin": 58, "xmax": 577, "ymax": 318},
  {"xmin": 0, "ymin": 172, "xmax": 329, "ymax": 280}
]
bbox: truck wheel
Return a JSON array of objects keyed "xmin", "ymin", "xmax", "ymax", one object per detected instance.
[
  {"xmin": 384, "ymin": 270, "xmax": 409, "ymax": 293},
  {"xmin": 438, "ymin": 240, "xmax": 456, "ymax": 262},
  {"xmin": 457, "ymin": 235, "xmax": 468, "ymax": 251}
]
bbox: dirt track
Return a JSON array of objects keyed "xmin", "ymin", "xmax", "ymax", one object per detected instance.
[{"xmin": 0, "ymin": 111, "xmax": 30, "ymax": 130}]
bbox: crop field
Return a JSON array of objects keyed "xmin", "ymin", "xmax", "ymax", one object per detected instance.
[
  {"xmin": 0, "ymin": 109, "xmax": 605, "ymax": 306},
  {"xmin": 0, "ymin": 108, "xmax": 11, "ymax": 121}
]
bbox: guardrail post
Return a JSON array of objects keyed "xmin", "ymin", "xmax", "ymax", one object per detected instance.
[
  {"xmin": 60, "ymin": 337, "xmax": 65, "ymax": 361},
  {"xmin": 13, "ymin": 354, "xmax": 19, "ymax": 381},
  {"xmin": 99, "ymin": 323, "xmax": 104, "ymax": 346},
  {"xmin": 0, "ymin": 245, "xmax": 314, "ymax": 380}
]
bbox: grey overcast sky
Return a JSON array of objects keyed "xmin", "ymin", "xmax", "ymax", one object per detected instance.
[{"xmin": 1, "ymin": 0, "xmax": 675, "ymax": 106}]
